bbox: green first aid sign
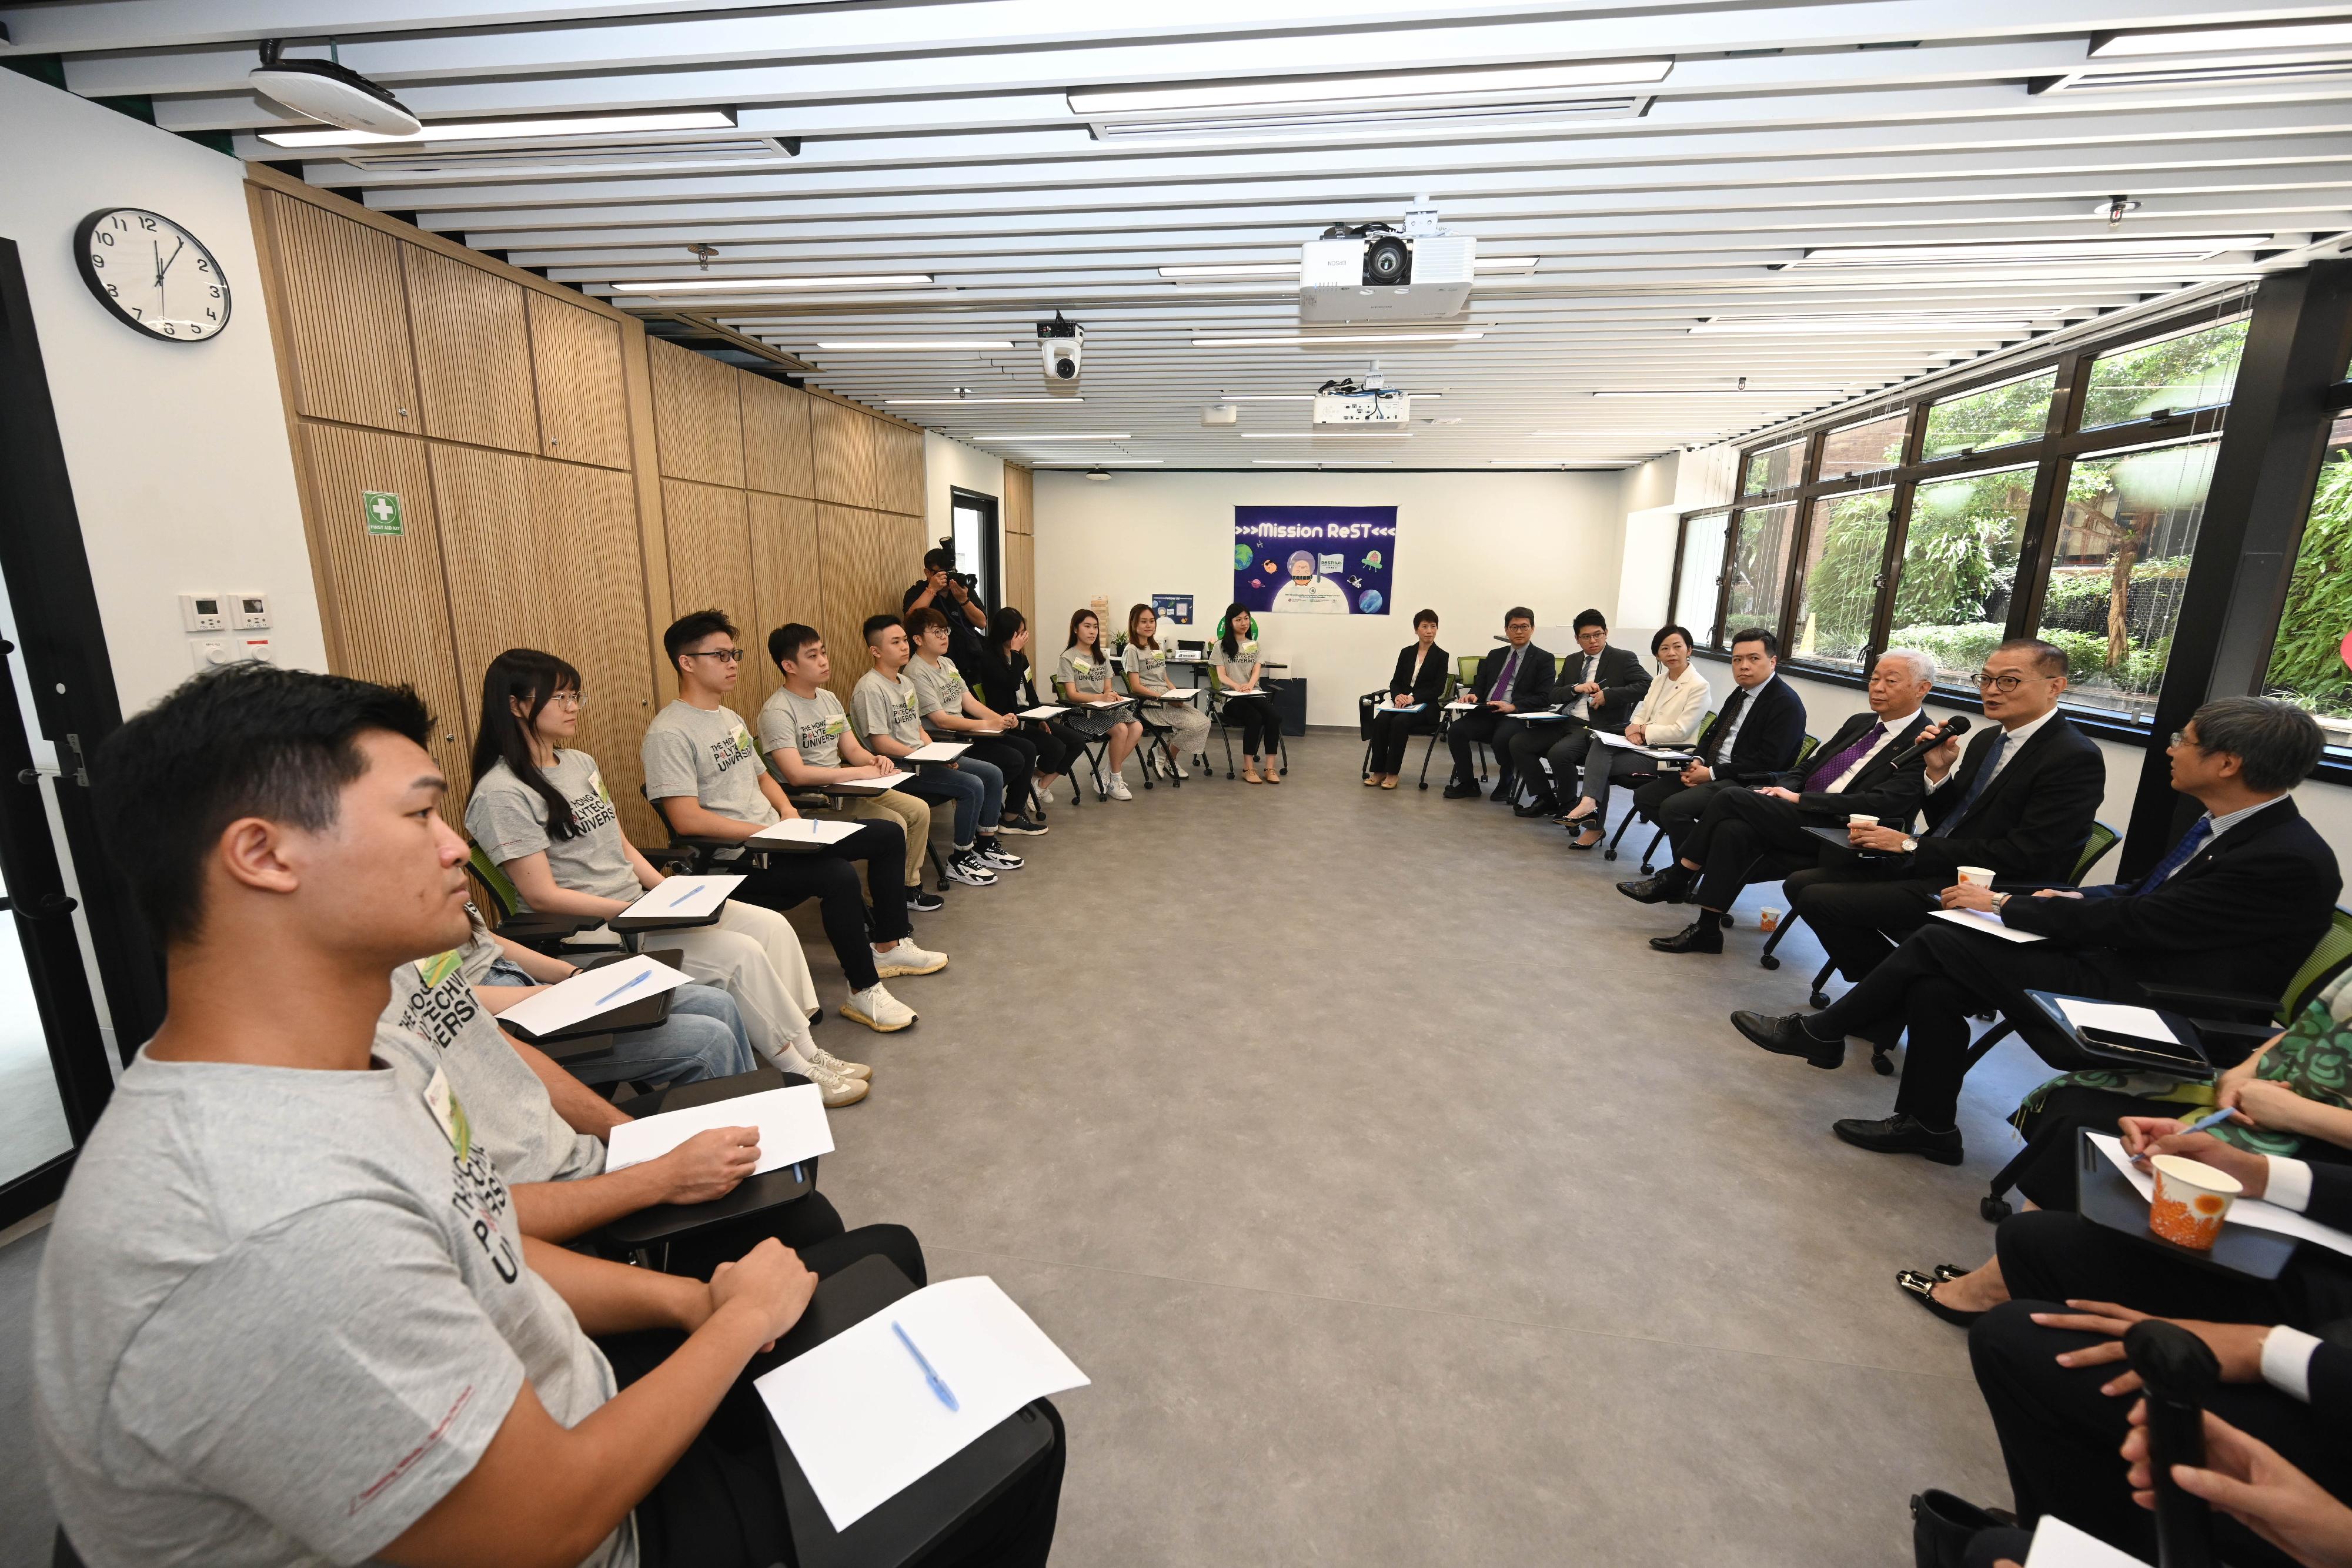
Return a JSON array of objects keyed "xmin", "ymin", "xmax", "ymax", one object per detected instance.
[{"xmin": 363, "ymin": 491, "xmax": 403, "ymax": 536}]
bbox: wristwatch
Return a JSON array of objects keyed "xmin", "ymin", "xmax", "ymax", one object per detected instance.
[
  {"xmin": 1992, "ymin": 892, "xmax": 2011, "ymax": 913},
  {"xmin": 1899, "ymin": 835, "xmax": 1919, "ymax": 853}
]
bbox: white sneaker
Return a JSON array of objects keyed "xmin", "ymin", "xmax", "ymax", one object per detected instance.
[
  {"xmin": 1108, "ymin": 775, "xmax": 1134, "ymax": 801},
  {"xmin": 873, "ymin": 940, "xmax": 947, "ymax": 977},
  {"xmin": 1033, "ymin": 783, "xmax": 1054, "ymax": 810},
  {"xmin": 975, "ymin": 838, "xmax": 1025, "ymax": 871},
  {"xmin": 1172, "ymin": 755, "xmax": 1190, "ymax": 779},
  {"xmin": 946, "ymin": 848, "xmax": 998, "ymax": 886},
  {"xmin": 801, "ymin": 1042, "xmax": 870, "ymax": 1081},
  {"xmin": 803, "ymin": 1057, "xmax": 871, "ymax": 1105},
  {"xmin": 840, "ymin": 982, "xmax": 917, "ymax": 1032}
]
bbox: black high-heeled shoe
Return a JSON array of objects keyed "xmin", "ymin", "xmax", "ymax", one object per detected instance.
[
  {"xmin": 1897, "ymin": 1268, "xmax": 1983, "ymax": 1327},
  {"xmin": 1566, "ymin": 829, "xmax": 1602, "ymax": 852}
]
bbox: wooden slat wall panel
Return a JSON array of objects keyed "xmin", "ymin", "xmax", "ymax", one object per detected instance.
[
  {"xmin": 816, "ymin": 503, "xmax": 886, "ymax": 701},
  {"xmin": 263, "ymin": 192, "xmax": 418, "ymax": 433},
  {"xmin": 1005, "ymin": 530, "xmax": 1036, "ymax": 630},
  {"xmin": 295, "ymin": 422, "xmax": 473, "ymax": 806},
  {"xmin": 881, "ymin": 511, "xmax": 927, "ymax": 603},
  {"xmin": 810, "ymin": 396, "xmax": 876, "ymax": 508},
  {"xmin": 1003, "ymin": 463, "xmax": 1034, "ymax": 534},
  {"xmin": 648, "ymin": 338, "xmax": 745, "ymax": 487},
  {"xmin": 402, "ymin": 245, "xmax": 537, "ymax": 453},
  {"xmin": 747, "ymin": 492, "xmax": 821, "ymax": 708},
  {"xmin": 662, "ymin": 479, "xmax": 754, "ymax": 717},
  {"xmin": 741, "ymin": 376, "xmax": 813, "ymax": 497},
  {"xmin": 527, "ymin": 292, "xmax": 632, "ymax": 469},
  {"xmin": 875, "ymin": 420, "xmax": 924, "ymax": 516}
]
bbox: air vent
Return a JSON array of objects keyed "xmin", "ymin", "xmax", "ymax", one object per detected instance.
[
  {"xmin": 333, "ymin": 136, "xmax": 797, "ymax": 172},
  {"xmin": 1091, "ymin": 96, "xmax": 1649, "ymax": 143},
  {"xmin": 2038, "ymin": 58, "xmax": 2352, "ymax": 92}
]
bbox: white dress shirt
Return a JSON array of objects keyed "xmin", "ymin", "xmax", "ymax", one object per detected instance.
[
  {"xmin": 1566, "ymin": 651, "xmax": 1600, "ymax": 718},
  {"xmin": 1928, "ymin": 705, "xmax": 2059, "ymax": 794},
  {"xmin": 2259, "ymin": 1155, "xmax": 2324, "ymax": 1399}
]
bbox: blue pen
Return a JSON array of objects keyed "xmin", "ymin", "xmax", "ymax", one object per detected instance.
[
  {"xmin": 594, "ymin": 968, "xmax": 652, "ymax": 1007},
  {"xmin": 665, "ymin": 881, "xmax": 710, "ymax": 910},
  {"xmin": 2173, "ymin": 1106, "xmax": 2238, "ymax": 1138},
  {"xmin": 892, "ymin": 1320, "xmax": 959, "ymax": 1412}
]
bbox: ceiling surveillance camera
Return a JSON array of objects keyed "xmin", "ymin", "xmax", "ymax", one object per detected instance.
[{"xmin": 1037, "ymin": 313, "xmax": 1083, "ymax": 395}]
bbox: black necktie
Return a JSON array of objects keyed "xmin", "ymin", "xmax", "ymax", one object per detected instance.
[{"xmin": 1708, "ymin": 688, "xmax": 1748, "ymax": 764}]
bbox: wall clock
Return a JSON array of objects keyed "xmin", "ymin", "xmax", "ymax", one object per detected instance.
[{"xmin": 74, "ymin": 208, "xmax": 231, "ymax": 342}]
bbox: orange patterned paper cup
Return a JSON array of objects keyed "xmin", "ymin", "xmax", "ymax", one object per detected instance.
[{"xmin": 2148, "ymin": 1154, "xmax": 2243, "ymax": 1251}]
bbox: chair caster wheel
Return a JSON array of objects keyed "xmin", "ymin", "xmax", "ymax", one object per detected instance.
[
  {"xmin": 1808, "ymin": 991, "xmax": 1830, "ymax": 1008},
  {"xmin": 1760, "ymin": 955, "xmax": 1780, "ymax": 971},
  {"xmin": 1718, "ymin": 912, "xmax": 1735, "ymax": 928},
  {"xmin": 1417, "ymin": 783, "xmax": 1429, "ymax": 791},
  {"xmin": 1603, "ymin": 849, "xmax": 1618, "ymax": 861},
  {"xmin": 1870, "ymin": 1049, "xmax": 1895, "ymax": 1076},
  {"xmin": 1980, "ymin": 1195, "xmax": 2013, "ymax": 1223}
]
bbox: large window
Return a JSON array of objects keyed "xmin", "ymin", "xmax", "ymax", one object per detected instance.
[
  {"xmin": 1723, "ymin": 503, "xmax": 1798, "ymax": 641},
  {"xmin": 1818, "ymin": 411, "xmax": 1908, "ymax": 480},
  {"xmin": 1886, "ymin": 465, "xmax": 2034, "ymax": 684},
  {"xmin": 1920, "ymin": 369, "xmax": 2057, "ymax": 460},
  {"xmin": 2038, "ymin": 438, "xmax": 2215, "ymax": 724},
  {"xmin": 2263, "ymin": 410, "xmax": 2352, "ymax": 748},
  {"xmin": 2079, "ymin": 317, "xmax": 2246, "ymax": 430},
  {"xmin": 1791, "ymin": 487, "xmax": 1893, "ymax": 673},
  {"xmin": 1673, "ymin": 510, "xmax": 1729, "ymax": 641},
  {"xmin": 1742, "ymin": 440, "xmax": 1803, "ymax": 495}
]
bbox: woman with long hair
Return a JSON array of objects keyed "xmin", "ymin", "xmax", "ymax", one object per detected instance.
[
  {"xmin": 974, "ymin": 605, "xmax": 1075, "ymax": 814},
  {"xmin": 1215, "ymin": 603, "xmax": 1282, "ymax": 785},
  {"xmin": 1055, "ymin": 607, "xmax": 1145, "ymax": 801},
  {"xmin": 464, "ymin": 647, "xmax": 871, "ymax": 1104},
  {"xmin": 1120, "ymin": 601, "xmax": 1212, "ymax": 780}
]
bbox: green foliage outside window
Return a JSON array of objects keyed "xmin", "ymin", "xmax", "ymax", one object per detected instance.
[
  {"xmin": 2079, "ymin": 318, "xmax": 2247, "ymax": 429},
  {"xmin": 2264, "ymin": 446, "xmax": 2352, "ymax": 723},
  {"xmin": 1921, "ymin": 371, "xmax": 2057, "ymax": 460}
]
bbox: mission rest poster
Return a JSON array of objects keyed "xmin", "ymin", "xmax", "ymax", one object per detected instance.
[{"xmin": 1232, "ymin": 506, "xmax": 1396, "ymax": 616}]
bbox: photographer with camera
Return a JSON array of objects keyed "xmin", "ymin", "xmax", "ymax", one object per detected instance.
[{"xmin": 905, "ymin": 545, "xmax": 990, "ymax": 673}]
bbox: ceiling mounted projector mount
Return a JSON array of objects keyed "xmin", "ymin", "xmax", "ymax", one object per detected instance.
[{"xmin": 250, "ymin": 39, "xmax": 422, "ymax": 138}]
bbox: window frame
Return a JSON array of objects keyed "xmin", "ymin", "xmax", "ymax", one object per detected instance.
[{"xmin": 1666, "ymin": 506, "xmax": 1733, "ymax": 650}]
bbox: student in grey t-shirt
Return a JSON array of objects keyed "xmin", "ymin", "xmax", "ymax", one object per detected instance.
[
  {"xmin": 1054, "ymin": 607, "xmax": 1145, "ymax": 797},
  {"xmin": 851, "ymin": 615, "xmax": 1011, "ymax": 881},
  {"xmin": 642, "ymin": 698, "xmax": 779, "ymax": 830},
  {"xmin": 1117, "ymin": 602, "xmax": 1211, "ymax": 780},
  {"xmin": 755, "ymin": 674, "xmax": 936, "ymax": 897},
  {"xmin": 1212, "ymin": 603, "xmax": 1284, "ymax": 784}
]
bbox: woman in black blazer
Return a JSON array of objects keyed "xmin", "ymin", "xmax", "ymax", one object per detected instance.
[{"xmin": 1367, "ymin": 609, "xmax": 1451, "ymax": 789}]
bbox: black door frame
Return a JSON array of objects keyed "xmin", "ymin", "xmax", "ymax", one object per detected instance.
[
  {"xmin": 0, "ymin": 236, "xmax": 168, "ymax": 1228},
  {"xmin": 948, "ymin": 486, "xmax": 1003, "ymax": 612}
]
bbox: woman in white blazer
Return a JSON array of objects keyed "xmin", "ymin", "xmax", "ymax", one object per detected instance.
[{"xmin": 1561, "ymin": 624, "xmax": 1710, "ymax": 850}]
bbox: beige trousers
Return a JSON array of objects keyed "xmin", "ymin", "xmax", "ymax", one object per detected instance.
[
  {"xmin": 662, "ymin": 900, "xmax": 819, "ymax": 1062},
  {"xmin": 847, "ymin": 790, "xmax": 932, "ymax": 887}
]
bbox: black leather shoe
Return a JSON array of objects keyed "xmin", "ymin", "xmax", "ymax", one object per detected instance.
[
  {"xmin": 1442, "ymin": 781, "xmax": 1479, "ymax": 799},
  {"xmin": 1833, "ymin": 1114, "xmax": 1965, "ymax": 1165},
  {"xmin": 1729, "ymin": 1009, "xmax": 1844, "ymax": 1068},
  {"xmin": 1649, "ymin": 918, "xmax": 1723, "ymax": 954},
  {"xmin": 1897, "ymin": 1269, "xmax": 1983, "ymax": 1328},
  {"xmin": 1615, "ymin": 865, "xmax": 1690, "ymax": 904},
  {"xmin": 1514, "ymin": 797, "xmax": 1560, "ymax": 818},
  {"xmin": 1488, "ymin": 778, "xmax": 1516, "ymax": 802}
]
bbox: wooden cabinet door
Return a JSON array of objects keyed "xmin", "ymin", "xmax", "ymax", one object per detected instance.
[
  {"xmin": 263, "ymin": 193, "xmax": 419, "ymax": 434},
  {"xmin": 876, "ymin": 420, "xmax": 924, "ymax": 516},
  {"xmin": 403, "ymin": 245, "xmax": 537, "ymax": 453},
  {"xmin": 749, "ymin": 492, "xmax": 820, "ymax": 708},
  {"xmin": 527, "ymin": 292, "xmax": 631, "ymax": 469},
  {"xmin": 810, "ymin": 397, "xmax": 877, "ymax": 508},
  {"xmin": 295, "ymin": 423, "xmax": 472, "ymax": 805},
  {"xmin": 648, "ymin": 339, "xmax": 745, "ymax": 487},
  {"xmin": 742, "ymin": 375, "xmax": 813, "ymax": 497}
]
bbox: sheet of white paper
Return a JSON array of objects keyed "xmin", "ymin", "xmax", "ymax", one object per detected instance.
[
  {"xmin": 827, "ymin": 772, "xmax": 913, "ymax": 793},
  {"xmin": 749, "ymin": 818, "xmax": 864, "ymax": 847},
  {"xmin": 1929, "ymin": 907, "xmax": 2048, "ymax": 944},
  {"xmin": 1639, "ymin": 748, "xmax": 1696, "ymax": 761},
  {"xmin": 1597, "ymin": 731, "xmax": 1642, "ymax": 748},
  {"xmin": 619, "ymin": 873, "xmax": 744, "ymax": 921},
  {"xmin": 1018, "ymin": 705, "xmax": 1068, "ymax": 719},
  {"xmin": 1515, "ymin": 710, "xmax": 1572, "ymax": 721},
  {"xmin": 2056, "ymin": 997, "xmax": 2181, "ymax": 1045},
  {"xmin": 2024, "ymin": 1516, "xmax": 2151, "ymax": 1568},
  {"xmin": 1155, "ymin": 687, "xmax": 1200, "ymax": 697},
  {"xmin": 498, "ymin": 953, "xmax": 693, "ymax": 1037},
  {"xmin": 904, "ymin": 741, "xmax": 970, "ymax": 762},
  {"xmin": 757, "ymin": 1275, "xmax": 1091, "ymax": 1530},
  {"xmin": 1378, "ymin": 703, "xmax": 1426, "ymax": 714},
  {"xmin": 1444, "ymin": 701, "xmax": 1478, "ymax": 711},
  {"xmin": 605, "ymin": 1083, "xmax": 834, "ymax": 1176},
  {"xmin": 2089, "ymin": 1133, "xmax": 2352, "ymax": 1258}
]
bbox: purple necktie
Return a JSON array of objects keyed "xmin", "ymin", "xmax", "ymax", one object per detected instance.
[
  {"xmin": 1491, "ymin": 646, "xmax": 1521, "ymax": 703},
  {"xmin": 1802, "ymin": 721, "xmax": 1885, "ymax": 793}
]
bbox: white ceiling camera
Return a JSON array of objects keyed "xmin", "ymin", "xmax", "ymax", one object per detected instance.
[{"xmin": 1038, "ymin": 313, "xmax": 1083, "ymax": 395}]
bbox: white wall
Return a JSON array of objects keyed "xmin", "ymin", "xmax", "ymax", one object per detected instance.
[
  {"xmin": 0, "ymin": 69, "xmax": 325, "ymax": 718},
  {"xmin": 924, "ymin": 429, "xmax": 1004, "ymax": 562},
  {"xmin": 1033, "ymin": 468, "xmax": 1625, "ymax": 726}
]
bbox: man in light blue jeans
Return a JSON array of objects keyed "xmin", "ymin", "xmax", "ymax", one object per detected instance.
[{"xmin": 483, "ymin": 950, "xmax": 756, "ymax": 1086}]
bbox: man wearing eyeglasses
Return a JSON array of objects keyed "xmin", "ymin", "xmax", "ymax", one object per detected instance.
[{"xmin": 1781, "ymin": 638, "xmax": 2106, "ymax": 1005}]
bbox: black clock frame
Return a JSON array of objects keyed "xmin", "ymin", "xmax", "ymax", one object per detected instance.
[{"xmin": 72, "ymin": 207, "xmax": 230, "ymax": 343}]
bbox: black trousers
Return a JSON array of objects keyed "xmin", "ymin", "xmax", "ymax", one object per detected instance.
[
  {"xmin": 1808, "ymin": 922, "xmax": 2134, "ymax": 1131},
  {"xmin": 1785, "ymin": 861, "xmax": 1949, "ymax": 983},
  {"xmin": 1679, "ymin": 788, "xmax": 1825, "ymax": 910},
  {"xmin": 1505, "ymin": 721, "xmax": 1595, "ymax": 807},
  {"xmin": 614, "ymin": 1227, "xmax": 1070, "ymax": 1568},
  {"xmin": 734, "ymin": 823, "xmax": 910, "ymax": 991},
  {"xmin": 1447, "ymin": 707, "xmax": 1510, "ymax": 786},
  {"xmin": 1367, "ymin": 706, "xmax": 1436, "ymax": 774},
  {"xmin": 1970, "ymin": 1211, "xmax": 2352, "ymax": 1567},
  {"xmin": 1626, "ymin": 775, "xmax": 1732, "ymax": 857},
  {"xmin": 1224, "ymin": 694, "xmax": 1281, "ymax": 757},
  {"xmin": 1020, "ymin": 719, "xmax": 1078, "ymax": 781},
  {"xmin": 966, "ymin": 733, "xmax": 1037, "ymax": 819},
  {"xmin": 657, "ymin": 1186, "xmax": 847, "ymax": 1282}
]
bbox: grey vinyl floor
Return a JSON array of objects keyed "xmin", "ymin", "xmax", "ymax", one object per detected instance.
[{"xmin": 0, "ymin": 730, "xmax": 2054, "ymax": 1566}]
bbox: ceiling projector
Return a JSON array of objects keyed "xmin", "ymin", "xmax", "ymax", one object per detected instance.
[
  {"xmin": 249, "ymin": 39, "xmax": 423, "ymax": 137},
  {"xmin": 1300, "ymin": 203, "xmax": 1475, "ymax": 323}
]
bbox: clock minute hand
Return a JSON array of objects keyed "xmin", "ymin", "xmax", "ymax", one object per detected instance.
[{"xmin": 155, "ymin": 237, "xmax": 184, "ymax": 291}]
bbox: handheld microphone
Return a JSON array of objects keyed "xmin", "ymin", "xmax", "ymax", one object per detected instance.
[
  {"xmin": 2126, "ymin": 1319, "xmax": 2220, "ymax": 1568},
  {"xmin": 1884, "ymin": 713, "xmax": 1972, "ymax": 770}
]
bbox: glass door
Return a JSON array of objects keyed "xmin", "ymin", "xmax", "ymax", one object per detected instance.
[{"xmin": 950, "ymin": 487, "xmax": 1002, "ymax": 611}]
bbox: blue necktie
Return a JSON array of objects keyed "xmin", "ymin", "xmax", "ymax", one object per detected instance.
[
  {"xmin": 1930, "ymin": 730, "xmax": 2004, "ymax": 836},
  {"xmin": 2134, "ymin": 817, "xmax": 2214, "ymax": 894}
]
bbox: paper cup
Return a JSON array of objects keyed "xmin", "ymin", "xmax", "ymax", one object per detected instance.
[
  {"xmin": 1847, "ymin": 814, "xmax": 1879, "ymax": 828},
  {"xmin": 1957, "ymin": 866, "xmax": 1996, "ymax": 887},
  {"xmin": 2147, "ymin": 1155, "xmax": 2243, "ymax": 1250},
  {"xmin": 1759, "ymin": 906, "xmax": 1782, "ymax": 932}
]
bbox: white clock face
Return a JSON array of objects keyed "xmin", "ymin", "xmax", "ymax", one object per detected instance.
[{"xmin": 76, "ymin": 208, "xmax": 230, "ymax": 342}]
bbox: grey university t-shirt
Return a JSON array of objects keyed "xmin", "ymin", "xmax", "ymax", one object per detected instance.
[
  {"xmin": 853, "ymin": 668, "xmax": 930, "ymax": 750},
  {"xmin": 466, "ymin": 751, "xmax": 638, "ymax": 907},
  {"xmin": 1055, "ymin": 647, "xmax": 1114, "ymax": 697},
  {"xmin": 1217, "ymin": 637, "xmax": 1264, "ymax": 689},
  {"xmin": 377, "ymin": 907, "xmax": 604, "ymax": 1185},
  {"xmin": 642, "ymin": 698, "xmax": 777, "ymax": 828},
  {"xmin": 1121, "ymin": 643, "xmax": 1177, "ymax": 694},
  {"xmin": 907, "ymin": 654, "xmax": 975, "ymax": 737},
  {"xmin": 33, "ymin": 1047, "xmax": 627, "ymax": 1568},
  {"xmin": 757, "ymin": 685, "xmax": 852, "ymax": 769}
]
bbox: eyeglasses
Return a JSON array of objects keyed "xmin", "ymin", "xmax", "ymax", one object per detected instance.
[
  {"xmin": 684, "ymin": 647, "xmax": 744, "ymax": 664},
  {"xmin": 550, "ymin": 691, "xmax": 585, "ymax": 710},
  {"xmin": 1970, "ymin": 670, "xmax": 2051, "ymax": 693},
  {"xmin": 2170, "ymin": 730, "xmax": 2201, "ymax": 750}
]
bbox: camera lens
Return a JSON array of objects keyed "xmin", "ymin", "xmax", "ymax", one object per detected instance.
[
  {"xmin": 1052, "ymin": 355, "xmax": 1077, "ymax": 379},
  {"xmin": 1363, "ymin": 235, "xmax": 1410, "ymax": 286}
]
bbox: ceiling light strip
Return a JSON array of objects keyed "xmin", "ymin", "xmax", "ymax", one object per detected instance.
[
  {"xmin": 1068, "ymin": 60, "xmax": 1670, "ymax": 116},
  {"xmin": 259, "ymin": 108, "xmax": 736, "ymax": 148},
  {"xmin": 612, "ymin": 274, "xmax": 934, "ymax": 293}
]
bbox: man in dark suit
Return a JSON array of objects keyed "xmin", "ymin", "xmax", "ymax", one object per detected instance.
[
  {"xmin": 1733, "ymin": 697, "xmax": 2340, "ymax": 1164},
  {"xmin": 1442, "ymin": 606, "xmax": 1555, "ymax": 801},
  {"xmin": 1785, "ymin": 637, "xmax": 2106, "ymax": 991},
  {"xmin": 1623, "ymin": 645, "xmax": 1939, "ymax": 952},
  {"xmin": 1622, "ymin": 626, "xmax": 1806, "ymax": 855},
  {"xmin": 1505, "ymin": 608, "xmax": 1650, "ymax": 817}
]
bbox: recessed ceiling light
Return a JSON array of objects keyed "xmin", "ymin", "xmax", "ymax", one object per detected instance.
[
  {"xmin": 612, "ymin": 273, "xmax": 934, "ymax": 293},
  {"xmin": 1795, "ymin": 239, "xmax": 2264, "ymax": 266},
  {"xmin": 814, "ymin": 339, "xmax": 1016, "ymax": 350},
  {"xmin": 2090, "ymin": 18, "xmax": 2352, "ymax": 56},
  {"xmin": 1035, "ymin": 459, "xmax": 1161, "ymax": 465},
  {"xmin": 1591, "ymin": 389, "xmax": 1845, "ymax": 397},
  {"xmin": 1212, "ymin": 393, "xmax": 1442, "ymax": 402},
  {"xmin": 1253, "ymin": 459, "xmax": 1395, "ymax": 465},
  {"xmin": 1241, "ymin": 431, "xmax": 1413, "ymax": 439},
  {"xmin": 887, "ymin": 396, "xmax": 1083, "ymax": 406},
  {"xmin": 1689, "ymin": 317, "xmax": 2041, "ymax": 335},
  {"xmin": 1070, "ymin": 60, "xmax": 1671, "ymax": 116},
  {"xmin": 1491, "ymin": 458, "xmax": 1642, "ymax": 466},
  {"xmin": 259, "ymin": 108, "xmax": 738, "ymax": 148},
  {"xmin": 1191, "ymin": 331, "xmax": 1485, "ymax": 347},
  {"xmin": 971, "ymin": 433, "xmax": 1132, "ymax": 442},
  {"xmin": 1160, "ymin": 257, "xmax": 1536, "ymax": 278}
]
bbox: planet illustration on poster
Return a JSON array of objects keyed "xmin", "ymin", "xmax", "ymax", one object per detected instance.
[
  {"xmin": 1358, "ymin": 589, "xmax": 1384, "ymax": 614},
  {"xmin": 1233, "ymin": 543, "xmax": 1254, "ymax": 569}
]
